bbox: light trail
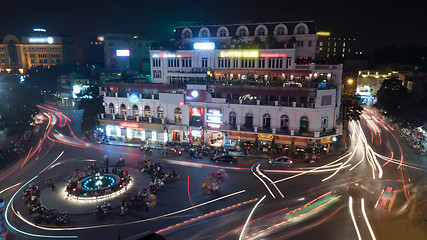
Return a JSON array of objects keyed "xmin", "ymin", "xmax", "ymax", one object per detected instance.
[
  {"xmin": 187, "ymin": 176, "xmax": 196, "ymax": 212},
  {"xmin": 348, "ymin": 196, "xmax": 362, "ymax": 240},
  {"xmin": 239, "ymin": 195, "xmax": 266, "ymax": 240},
  {"xmin": 255, "ymin": 164, "xmax": 284, "ymax": 198},
  {"xmin": 39, "ymin": 151, "xmax": 64, "ymax": 174},
  {"xmin": 252, "ymin": 164, "xmax": 276, "ymax": 199},
  {"xmin": 361, "ymin": 198, "xmax": 376, "ymax": 240},
  {"xmin": 12, "ymin": 190, "xmax": 247, "ymax": 231},
  {"xmin": 5, "ymin": 175, "xmax": 78, "ymax": 238},
  {"xmin": 0, "ymin": 182, "xmax": 23, "ymax": 194}
]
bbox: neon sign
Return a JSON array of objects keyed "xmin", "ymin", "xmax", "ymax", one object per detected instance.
[
  {"xmin": 259, "ymin": 53, "xmax": 288, "ymax": 58},
  {"xmin": 116, "ymin": 50, "xmax": 130, "ymax": 56},
  {"xmin": 152, "ymin": 52, "xmax": 176, "ymax": 58},
  {"xmin": 120, "ymin": 122, "xmax": 141, "ymax": 129},
  {"xmin": 194, "ymin": 42, "xmax": 215, "ymax": 50},
  {"xmin": 128, "ymin": 93, "xmax": 139, "ymax": 103},
  {"xmin": 220, "ymin": 50, "xmax": 259, "ymax": 58},
  {"xmin": 206, "ymin": 108, "xmax": 223, "ymax": 124},
  {"xmin": 29, "ymin": 37, "xmax": 54, "ymax": 44}
]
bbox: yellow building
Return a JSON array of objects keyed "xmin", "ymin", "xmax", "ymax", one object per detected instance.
[{"xmin": 0, "ymin": 29, "xmax": 63, "ymax": 72}]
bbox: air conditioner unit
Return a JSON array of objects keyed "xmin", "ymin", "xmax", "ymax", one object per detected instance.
[{"xmin": 208, "ymin": 87, "xmax": 215, "ymax": 93}]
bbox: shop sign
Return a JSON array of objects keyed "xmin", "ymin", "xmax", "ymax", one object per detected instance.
[
  {"xmin": 206, "ymin": 108, "xmax": 223, "ymax": 124},
  {"xmin": 120, "ymin": 122, "xmax": 140, "ymax": 129},
  {"xmin": 257, "ymin": 134, "xmax": 274, "ymax": 140}
]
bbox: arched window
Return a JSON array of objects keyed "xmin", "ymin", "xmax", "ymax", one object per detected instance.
[
  {"xmin": 132, "ymin": 104, "xmax": 139, "ymax": 116},
  {"xmin": 296, "ymin": 25, "xmax": 307, "ymax": 34},
  {"xmin": 217, "ymin": 27, "xmax": 228, "ymax": 37},
  {"xmin": 262, "ymin": 113, "xmax": 271, "ymax": 128},
  {"xmin": 256, "ymin": 27, "xmax": 266, "ymax": 36},
  {"xmin": 182, "ymin": 28, "xmax": 192, "ymax": 38},
  {"xmin": 229, "ymin": 112, "xmax": 237, "ymax": 126},
  {"xmin": 120, "ymin": 104, "xmax": 126, "ymax": 115},
  {"xmin": 280, "ymin": 115, "xmax": 289, "ymax": 129},
  {"xmin": 144, "ymin": 105, "xmax": 151, "ymax": 117},
  {"xmin": 237, "ymin": 26, "xmax": 249, "ymax": 37},
  {"xmin": 300, "ymin": 116, "xmax": 309, "ymax": 132},
  {"xmin": 109, "ymin": 103, "xmax": 115, "ymax": 114},
  {"xmin": 157, "ymin": 106, "xmax": 164, "ymax": 119},
  {"xmin": 199, "ymin": 27, "xmax": 210, "ymax": 38},
  {"xmin": 183, "ymin": 30, "xmax": 191, "ymax": 38},
  {"xmin": 174, "ymin": 107, "xmax": 182, "ymax": 124},
  {"xmin": 245, "ymin": 112, "xmax": 253, "ymax": 128},
  {"xmin": 277, "ymin": 26, "xmax": 285, "ymax": 35}
]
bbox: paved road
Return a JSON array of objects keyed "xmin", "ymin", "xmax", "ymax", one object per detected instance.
[{"xmin": 1, "ymin": 106, "xmax": 426, "ymax": 240}]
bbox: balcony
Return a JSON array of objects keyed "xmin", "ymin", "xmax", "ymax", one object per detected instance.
[
  {"xmin": 240, "ymin": 125, "xmax": 254, "ymax": 132},
  {"xmin": 258, "ymin": 127, "xmax": 272, "ymax": 133}
]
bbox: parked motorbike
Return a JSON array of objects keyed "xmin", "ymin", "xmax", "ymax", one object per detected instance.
[
  {"xmin": 55, "ymin": 211, "xmax": 70, "ymax": 225},
  {"xmin": 94, "ymin": 205, "xmax": 107, "ymax": 219}
]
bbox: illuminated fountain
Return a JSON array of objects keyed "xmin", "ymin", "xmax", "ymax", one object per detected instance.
[{"xmin": 66, "ymin": 171, "xmax": 131, "ymax": 201}]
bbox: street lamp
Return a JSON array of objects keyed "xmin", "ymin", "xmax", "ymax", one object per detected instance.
[{"xmin": 347, "ymin": 79, "xmax": 353, "ymax": 85}]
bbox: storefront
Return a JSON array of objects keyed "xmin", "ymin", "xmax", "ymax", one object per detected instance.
[
  {"xmin": 257, "ymin": 134, "xmax": 274, "ymax": 152},
  {"xmin": 206, "ymin": 108, "xmax": 224, "ymax": 147},
  {"xmin": 99, "ymin": 119, "xmax": 166, "ymax": 144},
  {"xmin": 166, "ymin": 124, "xmax": 188, "ymax": 143}
]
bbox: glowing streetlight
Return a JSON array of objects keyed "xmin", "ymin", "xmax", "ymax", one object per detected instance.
[{"xmin": 347, "ymin": 79, "xmax": 354, "ymax": 84}]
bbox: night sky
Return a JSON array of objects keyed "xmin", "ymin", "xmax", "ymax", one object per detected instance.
[{"xmin": 2, "ymin": 0, "xmax": 426, "ymax": 51}]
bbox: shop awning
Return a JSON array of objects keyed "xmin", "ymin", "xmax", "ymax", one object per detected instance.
[
  {"xmin": 228, "ymin": 135, "xmax": 256, "ymax": 141},
  {"xmin": 294, "ymin": 141, "xmax": 308, "ymax": 147}
]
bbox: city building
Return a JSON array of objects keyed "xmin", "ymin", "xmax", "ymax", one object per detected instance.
[
  {"xmin": 103, "ymin": 34, "xmax": 154, "ymax": 73},
  {"xmin": 0, "ymin": 28, "xmax": 83, "ymax": 72},
  {"xmin": 355, "ymin": 70, "xmax": 405, "ymax": 104},
  {"xmin": 99, "ymin": 21, "xmax": 343, "ymax": 151},
  {"xmin": 316, "ymin": 31, "xmax": 357, "ymax": 63}
]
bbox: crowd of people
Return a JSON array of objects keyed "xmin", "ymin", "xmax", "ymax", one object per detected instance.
[
  {"xmin": 0, "ymin": 133, "xmax": 30, "ymax": 164},
  {"xmin": 401, "ymin": 127, "xmax": 426, "ymax": 155}
]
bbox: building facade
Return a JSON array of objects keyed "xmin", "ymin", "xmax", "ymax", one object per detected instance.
[
  {"xmin": 99, "ymin": 21, "xmax": 343, "ymax": 151},
  {"xmin": 316, "ymin": 32, "xmax": 357, "ymax": 62},
  {"xmin": 103, "ymin": 34, "xmax": 154, "ymax": 73}
]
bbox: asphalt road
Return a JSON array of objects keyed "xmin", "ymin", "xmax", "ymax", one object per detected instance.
[{"xmin": 1, "ymin": 106, "xmax": 426, "ymax": 240}]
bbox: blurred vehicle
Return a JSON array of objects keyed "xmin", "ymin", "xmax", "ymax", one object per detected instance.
[
  {"xmin": 165, "ymin": 147, "xmax": 182, "ymax": 156},
  {"xmin": 210, "ymin": 154, "xmax": 237, "ymax": 163},
  {"xmin": 269, "ymin": 156, "xmax": 293, "ymax": 167},
  {"xmin": 188, "ymin": 148, "xmax": 203, "ymax": 158},
  {"xmin": 33, "ymin": 113, "xmax": 46, "ymax": 125}
]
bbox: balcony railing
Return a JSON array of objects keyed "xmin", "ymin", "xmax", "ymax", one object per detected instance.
[{"xmin": 258, "ymin": 127, "xmax": 272, "ymax": 133}]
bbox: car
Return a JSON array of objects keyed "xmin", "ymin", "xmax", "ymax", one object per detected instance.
[
  {"xmin": 269, "ymin": 156, "xmax": 293, "ymax": 167},
  {"xmin": 210, "ymin": 154, "xmax": 237, "ymax": 163}
]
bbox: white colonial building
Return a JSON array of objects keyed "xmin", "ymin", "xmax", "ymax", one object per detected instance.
[{"xmin": 99, "ymin": 21, "xmax": 343, "ymax": 150}]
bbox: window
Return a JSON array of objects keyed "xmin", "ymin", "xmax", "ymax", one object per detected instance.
[
  {"xmin": 168, "ymin": 58, "xmax": 179, "ymax": 67},
  {"xmin": 218, "ymin": 58, "xmax": 231, "ymax": 68},
  {"xmin": 242, "ymin": 59, "xmax": 255, "ymax": 68},
  {"xmin": 174, "ymin": 108, "xmax": 182, "ymax": 124},
  {"xmin": 343, "ymin": 48, "xmax": 346, "ymax": 52},
  {"xmin": 319, "ymin": 47, "xmax": 323, "ymax": 51},
  {"xmin": 201, "ymin": 58, "xmax": 208, "ymax": 68},
  {"xmin": 258, "ymin": 58, "xmax": 265, "ymax": 68},
  {"xmin": 308, "ymin": 40, "xmax": 312, "ymax": 47},
  {"xmin": 268, "ymin": 58, "xmax": 283, "ymax": 69},
  {"xmin": 200, "ymin": 29, "xmax": 208, "ymax": 38},
  {"xmin": 182, "ymin": 57, "xmax": 192, "ymax": 68},
  {"xmin": 153, "ymin": 58, "xmax": 161, "ymax": 67},
  {"xmin": 299, "ymin": 116, "xmax": 309, "ymax": 132},
  {"xmin": 321, "ymin": 95, "xmax": 332, "ymax": 106},
  {"xmin": 286, "ymin": 57, "xmax": 292, "ymax": 68},
  {"xmin": 157, "ymin": 106, "xmax": 164, "ymax": 119},
  {"xmin": 219, "ymin": 29, "xmax": 227, "ymax": 37},
  {"xmin": 233, "ymin": 59, "xmax": 239, "ymax": 68},
  {"xmin": 39, "ymin": 59, "xmax": 43, "ymax": 64},
  {"xmin": 30, "ymin": 54, "xmax": 35, "ymax": 58},
  {"xmin": 153, "ymin": 70, "xmax": 162, "ymax": 78},
  {"xmin": 343, "ymin": 42, "xmax": 346, "ymax": 47},
  {"xmin": 182, "ymin": 30, "xmax": 191, "ymax": 38},
  {"xmin": 229, "ymin": 112, "xmax": 236, "ymax": 126},
  {"xmin": 257, "ymin": 28, "xmax": 266, "ymax": 36},
  {"xmin": 321, "ymin": 116, "xmax": 328, "ymax": 131},
  {"xmin": 296, "ymin": 40, "xmax": 304, "ymax": 47},
  {"xmin": 319, "ymin": 42, "xmax": 323, "ymax": 47},
  {"xmin": 280, "ymin": 115, "xmax": 289, "ymax": 129},
  {"xmin": 238, "ymin": 28, "xmax": 247, "ymax": 36},
  {"xmin": 144, "ymin": 105, "xmax": 151, "ymax": 117},
  {"xmin": 296, "ymin": 26, "xmax": 306, "ymax": 34},
  {"xmin": 133, "ymin": 105, "xmax": 139, "ymax": 116},
  {"xmin": 244, "ymin": 113, "xmax": 253, "ymax": 128},
  {"xmin": 109, "ymin": 103, "xmax": 115, "ymax": 114},
  {"xmin": 120, "ymin": 104, "xmax": 127, "ymax": 115},
  {"xmin": 262, "ymin": 114, "xmax": 271, "ymax": 128},
  {"xmin": 277, "ymin": 26, "xmax": 285, "ymax": 35}
]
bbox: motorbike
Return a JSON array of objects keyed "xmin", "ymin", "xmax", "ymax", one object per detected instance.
[
  {"xmin": 94, "ymin": 205, "xmax": 107, "ymax": 219},
  {"xmin": 54, "ymin": 211, "xmax": 70, "ymax": 225},
  {"xmin": 116, "ymin": 159, "xmax": 125, "ymax": 167}
]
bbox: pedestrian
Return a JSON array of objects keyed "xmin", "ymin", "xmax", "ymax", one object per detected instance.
[
  {"xmin": 51, "ymin": 182, "xmax": 56, "ymax": 191},
  {"xmin": 145, "ymin": 201, "xmax": 149, "ymax": 216}
]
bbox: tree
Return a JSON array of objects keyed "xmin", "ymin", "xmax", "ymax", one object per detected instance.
[
  {"xmin": 252, "ymin": 140, "xmax": 259, "ymax": 151},
  {"xmin": 341, "ymin": 88, "xmax": 363, "ymax": 121},
  {"xmin": 374, "ymin": 78, "xmax": 422, "ymax": 127},
  {"xmin": 0, "ymin": 74, "xmax": 42, "ymax": 136},
  {"xmin": 77, "ymin": 85, "xmax": 104, "ymax": 131}
]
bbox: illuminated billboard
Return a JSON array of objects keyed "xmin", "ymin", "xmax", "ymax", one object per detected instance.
[
  {"xmin": 220, "ymin": 50, "xmax": 259, "ymax": 58},
  {"xmin": 194, "ymin": 42, "xmax": 215, "ymax": 50},
  {"xmin": 206, "ymin": 108, "xmax": 223, "ymax": 124},
  {"xmin": 116, "ymin": 50, "xmax": 130, "ymax": 57},
  {"xmin": 29, "ymin": 37, "xmax": 54, "ymax": 44}
]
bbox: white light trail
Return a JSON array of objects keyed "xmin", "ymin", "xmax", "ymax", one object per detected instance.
[
  {"xmin": 256, "ymin": 164, "xmax": 284, "ymax": 198},
  {"xmin": 348, "ymin": 196, "xmax": 362, "ymax": 240},
  {"xmin": 252, "ymin": 164, "xmax": 276, "ymax": 199},
  {"xmin": 361, "ymin": 198, "xmax": 377, "ymax": 240},
  {"xmin": 39, "ymin": 151, "xmax": 64, "ymax": 174},
  {"xmin": 0, "ymin": 182, "xmax": 23, "ymax": 194},
  {"xmin": 239, "ymin": 195, "xmax": 266, "ymax": 240}
]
